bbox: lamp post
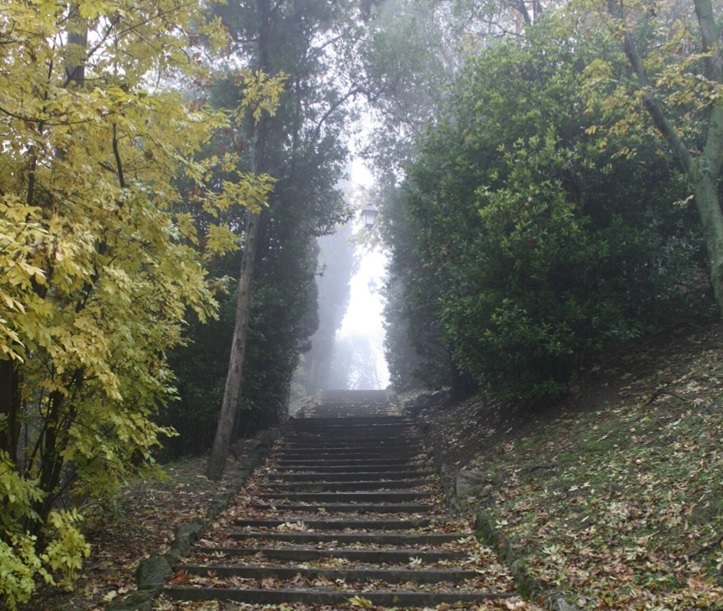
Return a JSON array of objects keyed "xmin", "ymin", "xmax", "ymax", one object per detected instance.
[{"xmin": 361, "ymin": 205, "xmax": 379, "ymax": 230}]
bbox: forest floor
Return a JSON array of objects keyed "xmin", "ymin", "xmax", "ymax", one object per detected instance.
[
  {"xmin": 411, "ymin": 321, "xmax": 723, "ymax": 609},
  {"xmin": 22, "ymin": 322, "xmax": 723, "ymax": 610},
  {"xmin": 22, "ymin": 454, "xmax": 244, "ymax": 611}
]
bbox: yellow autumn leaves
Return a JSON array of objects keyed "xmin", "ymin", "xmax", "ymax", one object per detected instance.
[{"xmin": 0, "ymin": 0, "xmax": 284, "ymax": 607}]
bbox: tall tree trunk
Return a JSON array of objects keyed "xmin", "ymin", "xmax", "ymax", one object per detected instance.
[
  {"xmin": 205, "ymin": 210, "xmax": 260, "ymax": 480},
  {"xmin": 693, "ymin": 146, "xmax": 723, "ymax": 311},
  {"xmin": 206, "ymin": 0, "xmax": 273, "ymax": 480}
]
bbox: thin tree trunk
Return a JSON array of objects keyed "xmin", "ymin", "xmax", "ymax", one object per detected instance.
[
  {"xmin": 206, "ymin": 210, "xmax": 260, "ymax": 480},
  {"xmin": 205, "ymin": 0, "xmax": 273, "ymax": 480},
  {"xmin": 0, "ymin": 360, "xmax": 20, "ymax": 460}
]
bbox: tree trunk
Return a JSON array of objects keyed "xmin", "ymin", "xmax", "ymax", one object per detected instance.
[
  {"xmin": 0, "ymin": 360, "xmax": 20, "ymax": 460},
  {"xmin": 693, "ymin": 149, "xmax": 723, "ymax": 312},
  {"xmin": 610, "ymin": 0, "xmax": 723, "ymax": 315},
  {"xmin": 206, "ymin": 210, "xmax": 260, "ymax": 480},
  {"xmin": 205, "ymin": 0, "xmax": 273, "ymax": 480}
]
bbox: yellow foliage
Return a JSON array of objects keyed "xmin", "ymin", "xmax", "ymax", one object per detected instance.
[
  {"xmin": 0, "ymin": 0, "xmax": 283, "ymax": 606},
  {"xmin": 236, "ymin": 69, "xmax": 289, "ymax": 122},
  {"xmin": 574, "ymin": 0, "xmax": 714, "ymax": 156}
]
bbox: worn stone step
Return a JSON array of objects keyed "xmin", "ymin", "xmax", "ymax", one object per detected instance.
[
  {"xmin": 291, "ymin": 415, "xmax": 403, "ymax": 425},
  {"xmin": 316, "ymin": 389, "xmax": 389, "ymax": 403},
  {"xmin": 194, "ymin": 546, "xmax": 464, "ymax": 563},
  {"xmin": 180, "ymin": 564, "xmax": 480, "ymax": 583},
  {"xmin": 228, "ymin": 531, "xmax": 463, "ymax": 545},
  {"xmin": 276, "ymin": 458, "xmax": 420, "ymax": 468},
  {"xmin": 274, "ymin": 456, "xmax": 421, "ymax": 465},
  {"xmin": 275, "ymin": 441, "xmax": 424, "ymax": 454},
  {"xmin": 286, "ymin": 427, "xmax": 416, "ymax": 436},
  {"xmin": 262, "ymin": 479, "xmax": 431, "ymax": 492},
  {"xmin": 163, "ymin": 586, "xmax": 513, "ymax": 607},
  {"xmin": 274, "ymin": 464, "xmax": 422, "ymax": 472},
  {"xmin": 275, "ymin": 450, "xmax": 421, "ymax": 460},
  {"xmin": 246, "ymin": 502, "xmax": 434, "ymax": 514},
  {"xmin": 286, "ymin": 430, "xmax": 414, "ymax": 438},
  {"xmin": 289, "ymin": 423, "xmax": 412, "ymax": 432},
  {"xmin": 285, "ymin": 430, "xmax": 418, "ymax": 439},
  {"xmin": 278, "ymin": 442, "xmax": 420, "ymax": 451},
  {"xmin": 233, "ymin": 518, "xmax": 434, "ymax": 530},
  {"xmin": 276, "ymin": 460, "xmax": 422, "ymax": 475},
  {"xmin": 288, "ymin": 427, "xmax": 412, "ymax": 436},
  {"xmin": 286, "ymin": 433, "xmax": 414, "ymax": 442},
  {"xmin": 271, "ymin": 470, "xmax": 434, "ymax": 482},
  {"xmin": 259, "ymin": 491, "xmax": 434, "ymax": 503}
]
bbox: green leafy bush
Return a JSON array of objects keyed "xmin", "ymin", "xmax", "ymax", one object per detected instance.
[{"xmin": 386, "ymin": 15, "xmax": 710, "ymax": 400}]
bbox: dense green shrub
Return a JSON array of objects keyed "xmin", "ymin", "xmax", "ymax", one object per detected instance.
[{"xmin": 386, "ymin": 17, "xmax": 710, "ymax": 399}]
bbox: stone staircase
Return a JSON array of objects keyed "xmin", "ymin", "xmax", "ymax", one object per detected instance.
[{"xmin": 159, "ymin": 391, "xmax": 530, "ymax": 609}]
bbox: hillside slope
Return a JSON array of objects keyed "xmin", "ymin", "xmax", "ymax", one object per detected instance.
[{"xmin": 408, "ymin": 322, "xmax": 723, "ymax": 609}]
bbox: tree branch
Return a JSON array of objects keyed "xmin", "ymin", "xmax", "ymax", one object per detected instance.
[
  {"xmin": 112, "ymin": 123, "xmax": 126, "ymax": 189},
  {"xmin": 311, "ymin": 85, "xmax": 364, "ymax": 142},
  {"xmin": 607, "ymin": 0, "xmax": 694, "ymax": 175},
  {"xmin": 693, "ymin": 0, "xmax": 722, "ymax": 83},
  {"xmin": 514, "ymin": 0, "xmax": 532, "ymax": 26}
]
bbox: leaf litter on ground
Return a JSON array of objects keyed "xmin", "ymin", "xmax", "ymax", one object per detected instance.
[{"xmin": 414, "ymin": 322, "xmax": 723, "ymax": 610}]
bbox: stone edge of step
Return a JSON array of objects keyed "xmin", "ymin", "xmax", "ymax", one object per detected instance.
[{"xmin": 161, "ymin": 585, "xmax": 517, "ymax": 606}]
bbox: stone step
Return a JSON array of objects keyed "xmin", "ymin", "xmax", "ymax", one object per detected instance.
[
  {"xmin": 279, "ymin": 440, "xmax": 421, "ymax": 448},
  {"xmin": 194, "ymin": 546, "xmax": 464, "ymax": 563},
  {"xmin": 233, "ymin": 518, "xmax": 434, "ymax": 530},
  {"xmin": 274, "ymin": 456, "xmax": 421, "ymax": 465},
  {"xmin": 290, "ymin": 416, "xmax": 407, "ymax": 426},
  {"xmin": 286, "ymin": 432, "xmax": 414, "ymax": 441},
  {"xmin": 317, "ymin": 389, "xmax": 388, "ymax": 403},
  {"xmin": 285, "ymin": 429, "xmax": 417, "ymax": 437},
  {"xmin": 246, "ymin": 502, "xmax": 434, "ymax": 514},
  {"xmin": 286, "ymin": 426, "xmax": 415, "ymax": 434},
  {"xmin": 180, "ymin": 563, "xmax": 480, "ymax": 583},
  {"xmin": 163, "ymin": 586, "xmax": 513, "ymax": 607},
  {"xmin": 288, "ymin": 426, "xmax": 416, "ymax": 439},
  {"xmin": 276, "ymin": 458, "xmax": 420, "ymax": 468},
  {"xmin": 276, "ymin": 441, "xmax": 424, "ymax": 454},
  {"xmin": 259, "ymin": 491, "xmax": 434, "ymax": 503},
  {"xmin": 261, "ymin": 479, "xmax": 431, "ymax": 492},
  {"xmin": 274, "ymin": 446, "xmax": 422, "ymax": 460},
  {"xmin": 288, "ymin": 426, "xmax": 412, "ymax": 435},
  {"xmin": 286, "ymin": 429, "xmax": 414, "ymax": 437},
  {"xmin": 228, "ymin": 531, "xmax": 463, "ymax": 545},
  {"xmin": 271, "ymin": 470, "xmax": 434, "ymax": 482},
  {"xmin": 275, "ymin": 463, "xmax": 426, "ymax": 473}
]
